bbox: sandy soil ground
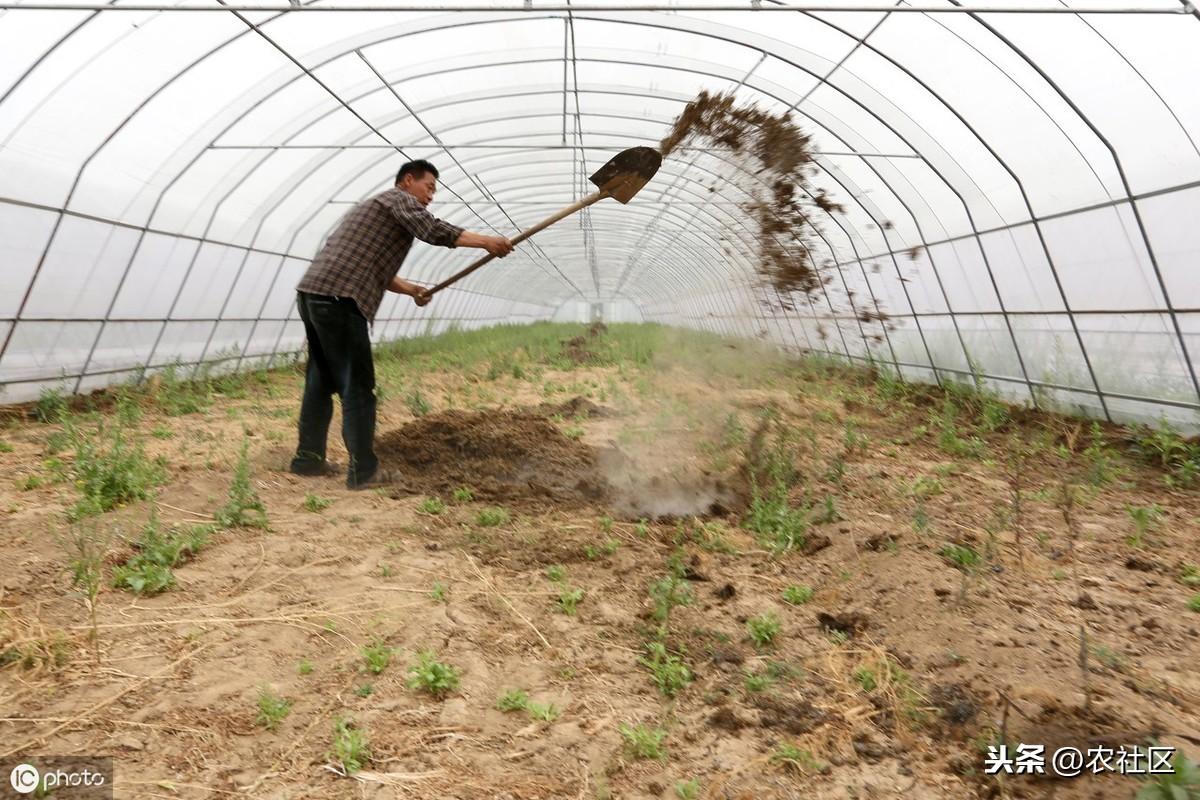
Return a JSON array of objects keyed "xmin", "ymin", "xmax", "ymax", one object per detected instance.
[{"xmin": 1, "ymin": 325, "xmax": 1197, "ymax": 799}]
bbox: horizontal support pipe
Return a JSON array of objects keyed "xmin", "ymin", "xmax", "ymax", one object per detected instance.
[{"xmin": 0, "ymin": 3, "xmax": 1187, "ymax": 12}]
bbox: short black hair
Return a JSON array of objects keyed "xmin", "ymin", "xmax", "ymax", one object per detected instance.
[{"xmin": 396, "ymin": 159, "xmax": 439, "ymax": 184}]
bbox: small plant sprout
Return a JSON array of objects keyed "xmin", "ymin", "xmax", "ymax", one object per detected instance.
[
  {"xmin": 746, "ymin": 612, "xmax": 781, "ymax": 648},
  {"xmin": 558, "ymin": 586, "xmax": 585, "ymax": 615},
  {"xmin": 430, "ymin": 581, "xmax": 448, "ymax": 603},
  {"xmin": 215, "ymin": 438, "xmax": 269, "ymax": 529},
  {"xmin": 638, "ymin": 641, "xmax": 692, "ymax": 698},
  {"xmin": 419, "ymin": 496, "xmax": 445, "ymax": 515},
  {"xmin": 361, "ymin": 638, "xmax": 393, "ymax": 674},
  {"xmin": 256, "ymin": 686, "xmax": 292, "ymax": 730},
  {"xmin": 771, "ymin": 743, "xmax": 825, "ymax": 774},
  {"xmin": 452, "ymin": 486, "xmax": 474, "ymax": 503},
  {"xmin": 545, "ymin": 564, "xmax": 566, "ymax": 583},
  {"xmin": 782, "ymin": 584, "xmax": 813, "ymax": 605},
  {"xmin": 618, "ymin": 722, "xmax": 667, "ymax": 760},
  {"xmin": 406, "ymin": 650, "xmax": 460, "ymax": 697},
  {"xmin": 1125, "ymin": 503, "xmax": 1163, "ymax": 548},
  {"xmin": 1188, "ymin": 594, "xmax": 1200, "ymax": 613},
  {"xmin": 675, "ymin": 779, "xmax": 701, "ymax": 799},
  {"xmin": 57, "ymin": 519, "xmax": 112, "ymax": 663},
  {"xmin": 330, "ymin": 717, "xmax": 370, "ymax": 775},
  {"xmin": 496, "ymin": 688, "xmax": 531, "ymax": 712},
  {"xmin": 476, "ymin": 507, "xmax": 509, "ymax": 527},
  {"xmin": 303, "ymin": 492, "xmax": 333, "ymax": 512},
  {"xmin": 298, "ymin": 659, "xmax": 314, "ymax": 675}
]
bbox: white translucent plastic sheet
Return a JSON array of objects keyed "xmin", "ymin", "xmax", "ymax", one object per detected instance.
[{"xmin": 0, "ymin": 3, "xmax": 1197, "ymax": 432}]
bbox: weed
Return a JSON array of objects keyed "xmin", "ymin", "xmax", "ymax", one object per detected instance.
[
  {"xmin": 256, "ymin": 687, "xmax": 292, "ymax": 730},
  {"xmin": 215, "ymin": 439, "xmax": 268, "ymax": 529},
  {"xmin": 618, "ymin": 722, "xmax": 667, "ymax": 760},
  {"xmin": 770, "ymin": 743, "xmax": 824, "ymax": 774},
  {"xmin": 1082, "ymin": 422, "xmax": 1120, "ymax": 487},
  {"xmin": 452, "ymin": 486, "xmax": 474, "ymax": 503},
  {"xmin": 406, "ymin": 650, "xmax": 460, "ymax": 697},
  {"xmin": 361, "ymin": 638, "xmax": 393, "ymax": 674},
  {"xmin": 558, "ymin": 586, "xmax": 585, "ymax": 615},
  {"xmin": 743, "ymin": 418, "xmax": 811, "ymax": 553},
  {"xmin": 638, "ymin": 641, "xmax": 692, "ymax": 698},
  {"xmin": 430, "ymin": 581, "xmax": 448, "ymax": 603},
  {"xmin": 743, "ymin": 671, "xmax": 775, "ymax": 693},
  {"xmin": 1189, "ymin": 594, "xmax": 1200, "ymax": 613},
  {"xmin": 1180, "ymin": 564, "xmax": 1200, "ymax": 588},
  {"xmin": 1135, "ymin": 748, "xmax": 1200, "ymax": 799},
  {"xmin": 674, "ymin": 779, "xmax": 701, "ymax": 800},
  {"xmin": 379, "ymin": 564, "xmax": 393, "ymax": 578},
  {"xmin": 527, "ymin": 701, "xmax": 560, "ymax": 721},
  {"xmin": 813, "ymin": 495, "xmax": 842, "ymax": 525},
  {"xmin": 298, "ymin": 659, "xmax": 314, "ymax": 675},
  {"xmin": 419, "ymin": 497, "xmax": 445, "ymax": 515},
  {"xmin": 35, "ymin": 387, "xmax": 69, "ymax": 423},
  {"xmin": 1125, "ymin": 504, "xmax": 1163, "ymax": 548},
  {"xmin": 112, "ymin": 511, "xmax": 212, "ymax": 595},
  {"xmin": 649, "ymin": 574, "xmax": 693, "ymax": 624},
  {"xmin": 63, "ymin": 413, "xmax": 168, "ymax": 520},
  {"xmin": 0, "ymin": 440, "xmax": 13, "ymax": 453},
  {"xmin": 303, "ymin": 493, "xmax": 333, "ymax": 513},
  {"xmin": 404, "ymin": 388, "xmax": 432, "ymax": 417},
  {"xmin": 354, "ymin": 684, "xmax": 373, "ymax": 697},
  {"xmin": 56, "ymin": 519, "xmax": 112, "ymax": 661},
  {"xmin": 476, "ymin": 507, "xmax": 509, "ymax": 527},
  {"xmin": 939, "ymin": 544, "xmax": 982, "ymax": 572},
  {"xmin": 545, "ymin": 564, "xmax": 566, "ymax": 583},
  {"xmin": 782, "ymin": 584, "xmax": 814, "ymax": 605},
  {"xmin": 746, "ymin": 613, "xmax": 781, "ymax": 648},
  {"xmin": 496, "ymin": 688, "xmax": 531, "ymax": 712},
  {"xmin": 330, "ymin": 717, "xmax": 370, "ymax": 775}
]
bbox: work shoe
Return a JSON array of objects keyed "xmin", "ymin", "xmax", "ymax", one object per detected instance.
[
  {"xmin": 347, "ymin": 467, "xmax": 400, "ymax": 491},
  {"xmin": 290, "ymin": 459, "xmax": 342, "ymax": 477}
]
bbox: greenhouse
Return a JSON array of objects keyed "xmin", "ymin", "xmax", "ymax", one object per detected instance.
[{"xmin": 1, "ymin": 1, "xmax": 1199, "ymax": 798}]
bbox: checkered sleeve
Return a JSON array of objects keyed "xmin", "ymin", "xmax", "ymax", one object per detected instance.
[{"xmin": 385, "ymin": 191, "xmax": 464, "ymax": 248}]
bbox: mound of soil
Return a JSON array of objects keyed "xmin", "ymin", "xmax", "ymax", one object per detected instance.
[
  {"xmin": 376, "ymin": 408, "xmax": 607, "ymax": 505},
  {"xmin": 375, "ymin": 400, "xmax": 750, "ymax": 518}
]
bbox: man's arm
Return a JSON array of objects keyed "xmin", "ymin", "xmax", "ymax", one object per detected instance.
[
  {"xmin": 388, "ymin": 275, "xmax": 431, "ymax": 306},
  {"xmin": 454, "ymin": 230, "xmax": 515, "ymax": 258},
  {"xmin": 386, "ymin": 191, "xmax": 513, "ymax": 257}
]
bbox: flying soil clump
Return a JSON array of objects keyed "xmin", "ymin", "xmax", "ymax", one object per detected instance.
[{"xmin": 660, "ymin": 91, "xmax": 892, "ymax": 332}]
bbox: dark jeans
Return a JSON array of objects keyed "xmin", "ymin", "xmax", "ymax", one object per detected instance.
[{"xmin": 291, "ymin": 291, "xmax": 378, "ymax": 487}]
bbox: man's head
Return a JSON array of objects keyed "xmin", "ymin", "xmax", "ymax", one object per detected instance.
[{"xmin": 395, "ymin": 160, "xmax": 440, "ymax": 206}]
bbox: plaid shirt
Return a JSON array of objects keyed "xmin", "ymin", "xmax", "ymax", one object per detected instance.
[{"xmin": 297, "ymin": 187, "xmax": 464, "ymax": 323}]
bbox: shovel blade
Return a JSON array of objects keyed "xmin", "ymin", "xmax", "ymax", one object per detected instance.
[{"xmin": 588, "ymin": 146, "xmax": 662, "ymax": 204}]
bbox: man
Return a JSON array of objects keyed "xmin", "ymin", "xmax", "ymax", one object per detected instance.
[{"xmin": 289, "ymin": 159, "xmax": 513, "ymax": 488}]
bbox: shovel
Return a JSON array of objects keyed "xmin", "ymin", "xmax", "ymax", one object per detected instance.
[{"xmin": 420, "ymin": 146, "xmax": 662, "ymax": 298}]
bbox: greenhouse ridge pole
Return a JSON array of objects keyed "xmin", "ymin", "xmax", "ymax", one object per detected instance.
[{"xmin": 0, "ymin": 2, "xmax": 1186, "ymax": 11}]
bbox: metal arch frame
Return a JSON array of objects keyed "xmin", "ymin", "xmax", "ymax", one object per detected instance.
[
  {"xmin": 14, "ymin": 7, "xmax": 974, "ymax": 347},
  {"xmin": 213, "ymin": 86, "xmax": 907, "ymax": 362},
  {"xmin": 275, "ymin": 79, "xmax": 950, "ymax": 368},
  {"xmin": 2, "ymin": 7, "xmax": 1190, "ymax": 419},
  {"xmin": 308, "ymin": 120, "xmax": 898, "ymax": 362},
  {"xmin": 942, "ymin": 1, "xmax": 1200, "ymax": 414},
  {"xmin": 0, "ymin": 4, "xmax": 1190, "ymax": 12}
]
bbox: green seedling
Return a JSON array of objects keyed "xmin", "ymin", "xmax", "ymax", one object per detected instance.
[
  {"xmin": 638, "ymin": 641, "xmax": 692, "ymax": 698},
  {"xmin": 215, "ymin": 438, "xmax": 268, "ymax": 529},
  {"xmin": 330, "ymin": 717, "xmax": 370, "ymax": 775},
  {"xmin": 452, "ymin": 486, "xmax": 474, "ymax": 503},
  {"xmin": 675, "ymin": 779, "xmax": 701, "ymax": 799},
  {"xmin": 618, "ymin": 723, "xmax": 667, "ymax": 760},
  {"xmin": 419, "ymin": 497, "xmax": 445, "ymax": 515},
  {"xmin": 361, "ymin": 638, "xmax": 393, "ymax": 674},
  {"xmin": 782, "ymin": 584, "xmax": 813, "ymax": 605},
  {"xmin": 406, "ymin": 650, "xmax": 460, "ymax": 697},
  {"xmin": 476, "ymin": 507, "xmax": 509, "ymax": 527},
  {"xmin": 558, "ymin": 586, "xmax": 585, "ymax": 615},
  {"xmin": 545, "ymin": 564, "xmax": 566, "ymax": 583},
  {"xmin": 746, "ymin": 613, "xmax": 781, "ymax": 648},
  {"xmin": 256, "ymin": 687, "xmax": 291, "ymax": 730},
  {"xmin": 303, "ymin": 493, "xmax": 333, "ymax": 512},
  {"xmin": 430, "ymin": 581, "xmax": 448, "ymax": 603}
]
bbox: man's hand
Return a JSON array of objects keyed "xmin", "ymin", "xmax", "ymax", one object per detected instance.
[
  {"xmin": 413, "ymin": 291, "xmax": 431, "ymax": 307},
  {"xmin": 483, "ymin": 236, "xmax": 514, "ymax": 258}
]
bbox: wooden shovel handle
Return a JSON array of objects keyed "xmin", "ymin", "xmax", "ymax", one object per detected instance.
[{"xmin": 421, "ymin": 189, "xmax": 607, "ymax": 298}]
